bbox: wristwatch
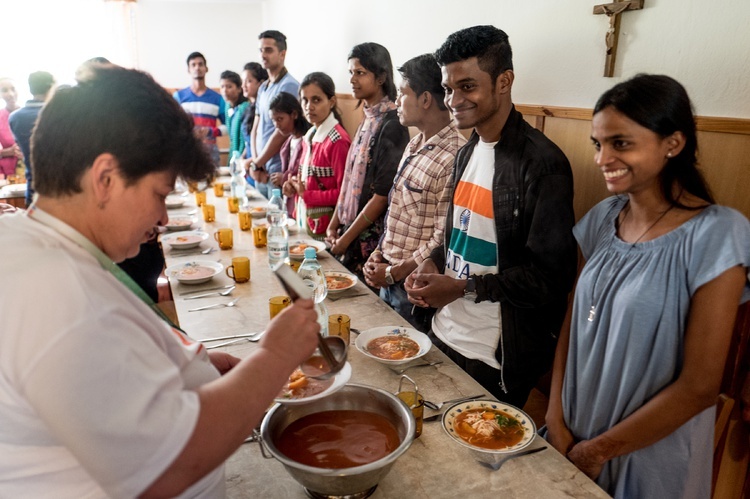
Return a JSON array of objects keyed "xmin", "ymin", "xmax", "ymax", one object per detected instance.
[
  {"xmin": 385, "ymin": 265, "xmax": 395, "ymax": 286},
  {"xmin": 463, "ymin": 276, "xmax": 478, "ymax": 301}
]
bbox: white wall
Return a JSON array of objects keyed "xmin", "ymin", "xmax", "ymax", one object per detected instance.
[
  {"xmin": 259, "ymin": 0, "xmax": 750, "ymax": 119},
  {"xmin": 6, "ymin": 0, "xmax": 749, "ymax": 118},
  {"xmin": 138, "ymin": 0, "xmax": 264, "ymax": 89}
]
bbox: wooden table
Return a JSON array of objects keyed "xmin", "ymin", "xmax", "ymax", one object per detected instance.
[{"xmin": 163, "ymin": 183, "xmax": 610, "ymax": 499}]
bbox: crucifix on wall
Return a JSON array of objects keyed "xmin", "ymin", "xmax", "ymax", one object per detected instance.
[{"xmin": 593, "ymin": 0, "xmax": 644, "ymax": 77}]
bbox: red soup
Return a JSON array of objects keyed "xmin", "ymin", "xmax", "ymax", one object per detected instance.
[{"xmin": 276, "ymin": 410, "xmax": 400, "ymax": 469}]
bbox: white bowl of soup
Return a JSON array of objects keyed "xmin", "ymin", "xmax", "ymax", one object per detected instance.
[
  {"xmin": 288, "ymin": 240, "xmax": 327, "ymax": 261},
  {"xmin": 355, "ymin": 326, "xmax": 431, "ymax": 366},
  {"xmin": 441, "ymin": 399, "xmax": 536, "ymax": 463},
  {"xmin": 324, "ymin": 271, "xmax": 358, "ymax": 293},
  {"xmin": 165, "ymin": 260, "xmax": 223, "ymax": 285},
  {"xmin": 260, "ymin": 384, "xmax": 415, "ymax": 497}
]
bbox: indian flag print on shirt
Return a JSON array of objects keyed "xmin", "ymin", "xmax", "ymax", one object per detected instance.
[{"xmin": 445, "ymin": 142, "xmax": 498, "ymax": 279}]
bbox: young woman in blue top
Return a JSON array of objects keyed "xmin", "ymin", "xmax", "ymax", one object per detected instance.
[{"xmin": 545, "ymin": 74, "xmax": 750, "ymax": 498}]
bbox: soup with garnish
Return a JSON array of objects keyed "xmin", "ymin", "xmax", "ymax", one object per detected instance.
[
  {"xmin": 326, "ymin": 274, "xmax": 354, "ymax": 290},
  {"xmin": 366, "ymin": 335, "xmax": 420, "ymax": 360},
  {"xmin": 276, "ymin": 410, "xmax": 400, "ymax": 468},
  {"xmin": 289, "ymin": 243, "xmax": 311, "ymax": 256},
  {"xmin": 453, "ymin": 408, "xmax": 525, "ymax": 450},
  {"xmin": 277, "ymin": 358, "xmax": 334, "ymax": 400}
]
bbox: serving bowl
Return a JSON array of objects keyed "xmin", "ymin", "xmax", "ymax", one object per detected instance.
[
  {"xmin": 441, "ymin": 399, "xmax": 536, "ymax": 465},
  {"xmin": 259, "ymin": 384, "xmax": 414, "ymax": 497},
  {"xmin": 355, "ymin": 326, "xmax": 431, "ymax": 366}
]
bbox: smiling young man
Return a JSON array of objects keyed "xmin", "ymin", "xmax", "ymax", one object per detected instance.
[
  {"xmin": 363, "ymin": 53, "xmax": 465, "ymax": 331},
  {"xmin": 249, "ymin": 30, "xmax": 300, "ymax": 198},
  {"xmin": 404, "ymin": 26, "xmax": 577, "ymax": 407},
  {"xmin": 173, "ymin": 52, "xmax": 227, "ymax": 167}
]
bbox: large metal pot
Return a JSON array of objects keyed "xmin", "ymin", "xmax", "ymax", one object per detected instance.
[{"xmin": 259, "ymin": 383, "xmax": 415, "ymax": 496}]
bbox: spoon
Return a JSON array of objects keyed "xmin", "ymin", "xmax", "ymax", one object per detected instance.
[
  {"xmin": 187, "ymin": 296, "xmax": 241, "ymax": 312},
  {"xmin": 389, "ymin": 360, "xmax": 443, "ymax": 375},
  {"xmin": 424, "ymin": 393, "xmax": 486, "ymax": 411},
  {"xmin": 184, "ymin": 285, "xmax": 235, "ymax": 300},
  {"xmin": 477, "ymin": 446, "xmax": 547, "ymax": 471},
  {"xmin": 172, "ymin": 246, "xmax": 215, "ymax": 256}
]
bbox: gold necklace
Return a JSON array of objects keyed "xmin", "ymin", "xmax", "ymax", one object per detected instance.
[{"xmin": 587, "ymin": 202, "xmax": 675, "ymax": 322}]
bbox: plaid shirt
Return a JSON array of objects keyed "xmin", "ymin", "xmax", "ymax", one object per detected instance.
[{"xmin": 380, "ymin": 121, "xmax": 466, "ymax": 265}]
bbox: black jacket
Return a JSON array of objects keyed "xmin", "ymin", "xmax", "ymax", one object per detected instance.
[{"xmin": 430, "ymin": 106, "xmax": 577, "ymax": 392}]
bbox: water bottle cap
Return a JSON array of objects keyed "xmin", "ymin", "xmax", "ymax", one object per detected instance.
[
  {"xmin": 272, "ymin": 188, "xmax": 282, "ymax": 197},
  {"xmin": 304, "ymin": 247, "xmax": 317, "ymax": 259}
]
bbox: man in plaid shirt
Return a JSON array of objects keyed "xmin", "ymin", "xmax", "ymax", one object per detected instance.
[{"xmin": 363, "ymin": 53, "xmax": 466, "ymax": 331}]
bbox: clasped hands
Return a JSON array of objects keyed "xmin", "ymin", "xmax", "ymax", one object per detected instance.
[{"xmin": 404, "ymin": 259, "xmax": 467, "ymax": 309}]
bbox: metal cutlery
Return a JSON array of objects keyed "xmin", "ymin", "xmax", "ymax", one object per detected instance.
[
  {"xmin": 178, "ymin": 284, "xmax": 234, "ymax": 296},
  {"xmin": 424, "ymin": 393, "xmax": 486, "ymax": 411},
  {"xmin": 203, "ymin": 331, "xmax": 267, "ymax": 349},
  {"xmin": 188, "ymin": 296, "xmax": 241, "ymax": 312},
  {"xmin": 184, "ymin": 286, "xmax": 235, "ymax": 300},
  {"xmin": 477, "ymin": 446, "xmax": 548, "ymax": 471},
  {"xmin": 171, "ymin": 247, "xmax": 215, "ymax": 256},
  {"xmin": 389, "ymin": 360, "xmax": 443, "ymax": 375}
]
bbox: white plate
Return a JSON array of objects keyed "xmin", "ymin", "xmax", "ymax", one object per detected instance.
[
  {"xmin": 324, "ymin": 271, "xmax": 358, "ymax": 293},
  {"xmin": 166, "ymin": 260, "xmax": 223, "ymax": 285},
  {"xmin": 217, "ymin": 166, "xmax": 231, "ymax": 176},
  {"xmin": 286, "ymin": 218, "xmax": 300, "ymax": 235},
  {"xmin": 355, "ymin": 326, "xmax": 432, "ymax": 366},
  {"xmin": 442, "ymin": 400, "xmax": 536, "ymax": 456},
  {"xmin": 274, "ymin": 362, "xmax": 351, "ymax": 405},
  {"xmin": 161, "ymin": 230, "xmax": 209, "ymax": 250},
  {"xmin": 165, "ymin": 195, "xmax": 186, "ymax": 209},
  {"xmin": 164, "ymin": 216, "xmax": 195, "ymax": 231},
  {"xmin": 288, "ymin": 240, "xmax": 327, "ymax": 260}
]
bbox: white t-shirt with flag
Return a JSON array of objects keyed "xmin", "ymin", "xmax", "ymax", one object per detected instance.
[{"xmin": 432, "ymin": 140, "xmax": 501, "ymax": 368}]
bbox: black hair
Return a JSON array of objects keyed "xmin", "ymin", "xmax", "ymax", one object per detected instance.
[
  {"xmin": 397, "ymin": 53, "xmax": 447, "ymax": 111},
  {"xmin": 28, "ymin": 71, "xmax": 55, "ymax": 96},
  {"xmin": 186, "ymin": 51, "xmax": 206, "ymax": 66},
  {"xmin": 243, "ymin": 61, "xmax": 268, "ymax": 84},
  {"xmin": 268, "ymin": 92, "xmax": 311, "ymax": 137},
  {"xmin": 434, "ymin": 25, "xmax": 513, "ymax": 83},
  {"xmin": 594, "ymin": 74, "xmax": 713, "ymax": 207},
  {"xmin": 348, "ymin": 42, "xmax": 397, "ymax": 103},
  {"xmin": 300, "ymin": 72, "xmax": 343, "ymax": 124},
  {"xmin": 32, "ymin": 66, "xmax": 214, "ymax": 196},
  {"xmin": 220, "ymin": 70, "xmax": 247, "ymax": 105},
  {"xmin": 259, "ymin": 30, "xmax": 287, "ymax": 52}
]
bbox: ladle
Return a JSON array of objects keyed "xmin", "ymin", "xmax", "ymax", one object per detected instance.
[{"xmin": 272, "ymin": 262, "xmax": 348, "ymax": 379}]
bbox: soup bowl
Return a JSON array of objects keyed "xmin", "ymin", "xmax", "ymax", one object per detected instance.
[
  {"xmin": 259, "ymin": 384, "xmax": 415, "ymax": 497},
  {"xmin": 441, "ymin": 399, "xmax": 536, "ymax": 465}
]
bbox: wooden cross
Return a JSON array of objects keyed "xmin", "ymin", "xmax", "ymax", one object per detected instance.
[{"xmin": 593, "ymin": 0, "xmax": 645, "ymax": 77}]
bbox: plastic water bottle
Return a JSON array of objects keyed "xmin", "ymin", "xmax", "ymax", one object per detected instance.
[
  {"xmin": 229, "ymin": 151, "xmax": 248, "ymax": 207},
  {"xmin": 267, "ymin": 188, "xmax": 289, "ymax": 268},
  {"xmin": 297, "ymin": 247, "xmax": 329, "ymax": 336}
]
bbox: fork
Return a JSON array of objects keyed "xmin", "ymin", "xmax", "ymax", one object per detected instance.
[
  {"xmin": 188, "ymin": 296, "xmax": 241, "ymax": 312},
  {"xmin": 388, "ymin": 360, "xmax": 443, "ymax": 375},
  {"xmin": 423, "ymin": 393, "xmax": 485, "ymax": 410},
  {"xmin": 203, "ymin": 331, "xmax": 266, "ymax": 349}
]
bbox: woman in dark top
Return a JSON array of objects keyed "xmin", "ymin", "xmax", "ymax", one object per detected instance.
[
  {"xmin": 325, "ymin": 42, "xmax": 409, "ymax": 276},
  {"xmin": 240, "ymin": 62, "xmax": 268, "ymax": 186}
]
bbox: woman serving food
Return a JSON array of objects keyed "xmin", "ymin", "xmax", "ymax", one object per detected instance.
[{"xmin": 0, "ymin": 66, "xmax": 320, "ymax": 498}]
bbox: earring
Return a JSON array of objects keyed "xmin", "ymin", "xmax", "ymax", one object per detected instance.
[{"xmin": 666, "ymin": 152, "xmax": 673, "ymax": 158}]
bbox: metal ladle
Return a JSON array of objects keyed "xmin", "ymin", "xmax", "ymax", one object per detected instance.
[{"xmin": 271, "ymin": 262, "xmax": 348, "ymax": 379}]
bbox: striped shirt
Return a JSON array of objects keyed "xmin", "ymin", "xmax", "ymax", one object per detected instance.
[{"xmin": 380, "ymin": 122, "xmax": 465, "ymax": 266}]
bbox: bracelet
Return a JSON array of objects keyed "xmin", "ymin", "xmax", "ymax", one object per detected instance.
[{"xmin": 362, "ymin": 212, "xmax": 373, "ymax": 225}]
